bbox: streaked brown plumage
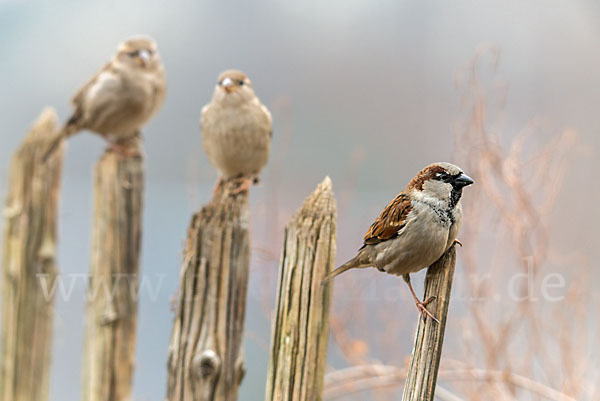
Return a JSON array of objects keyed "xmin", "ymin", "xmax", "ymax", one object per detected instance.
[
  {"xmin": 44, "ymin": 36, "xmax": 166, "ymax": 159},
  {"xmin": 201, "ymin": 69, "xmax": 272, "ymax": 193},
  {"xmin": 323, "ymin": 162, "xmax": 474, "ymax": 321},
  {"xmin": 363, "ymin": 193, "xmax": 413, "ymax": 246}
]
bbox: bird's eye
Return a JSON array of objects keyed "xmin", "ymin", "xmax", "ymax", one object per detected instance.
[
  {"xmin": 239, "ymin": 80, "xmax": 245, "ymax": 86},
  {"xmin": 218, "ymin": 80, "xmax": 222, "ymax": 86},
  {"xmin": 128, "ymin": 51, "xmax": 138, "ymax": 58},
  {"xmin": 436, "ymin": 172, "xmax": 450, "ymax": 181}
]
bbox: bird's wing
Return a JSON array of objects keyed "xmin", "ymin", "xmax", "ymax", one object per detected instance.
[
  {"xmin": 362, "ymin": 193, "xmax": 412, "ymax": 246},
  {"xmin": 71, "ymin": 62, "xmax": 113, "ymax": 107},
  {"xmin": 258, "ymin": 101, "xmax": 273, "ymax": 137},
  {"xmin": 67, "ymin": 62, "xmax": 120, "ymax": 130}
]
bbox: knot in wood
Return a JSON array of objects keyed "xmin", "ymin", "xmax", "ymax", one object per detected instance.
[
  {"xmin": 193, "ymin": 350, "xmax": 221, "ymax": 380},
  {"xmin": 3, "ymin": 203, "xmax": 22, "ymax": 219},
  {"xmin": 100, "ymin": 306, "xmax": 118, "ymax": 326},
  {"xmin": 235, "ymin": 359, "xmax": 246, "ymax": 385},
  {"xmin": 38, "ymin": 238, "xmax": 56, "ymax": 262}
]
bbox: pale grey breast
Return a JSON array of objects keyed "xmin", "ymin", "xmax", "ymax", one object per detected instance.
[
  {"xmin": 202, "ymin": 102, "xmax": 271, "ymax": 178},
  {"xmin": 372, "ymin": 202, "xmax": 452, "ymax": 276}
]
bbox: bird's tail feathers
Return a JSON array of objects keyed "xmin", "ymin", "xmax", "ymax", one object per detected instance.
[
  {"xmin": 321, "ymin": 253, "xmax": 370, "ymax": 285},
  {"xmin": 42, "ymin": 124, "xmax": 77, "ymax": 162}
]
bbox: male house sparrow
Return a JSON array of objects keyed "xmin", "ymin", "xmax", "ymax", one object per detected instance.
[
  {"xmin": 201, "ymin": 69, "xmax": 272, "ymax": 194},
  {"xmin": 44, "ymin": 36, "xmax": 166, "ymax": 159},
  {"xmin": 324, "ymin": 162, "xmax": 474, "ymax": 321}
]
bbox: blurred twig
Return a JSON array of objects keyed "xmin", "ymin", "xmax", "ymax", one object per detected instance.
[{"xmin": 324, "ymin": 364, "xmax": 577, "ymax": 401}]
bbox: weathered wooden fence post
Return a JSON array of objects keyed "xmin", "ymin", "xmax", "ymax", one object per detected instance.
[
  {"xmin": 401, "ymin": 245, "xmax": 457, "ymax": 401},
  {"xmin": 265, "ymin": 177, "xmax": 337, "ymax": 401},
  {"xmin": 166, "ymin": 179, "xmax": 251, "ymax": 401},
  {"xmin": 81, "ymin": 142, "xmax": 144, "ymax": 401},
  {"xmin": 0, "ymin": 108, "xmax": 64, "ymax": 401}
]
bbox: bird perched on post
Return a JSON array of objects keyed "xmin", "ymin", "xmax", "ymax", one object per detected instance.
[
  {"xmin": 201, "ymin": 69, "xmax": 272, "ymax": 194},
  {"xmin": 43, "ymin": 36, "xmax": 166, "ymax": 160},
  {"xmin": 323, "ymin": 162, "xmax": 474, "ymax": 321}
]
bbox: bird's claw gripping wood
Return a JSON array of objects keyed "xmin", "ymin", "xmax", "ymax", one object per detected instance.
[
  {"xmin": 231, "ymin": 177, "xmax": 254, "ymax": 195},
  {"xmin": 416, "ymin": 296, "xmax": 440, "ymax": 324},
  {"xmin": 213, "ymin": 177, "xmax": 224, "ymax": 197},
  {"xmin": 213, "ymin": 176, "xmax": 253, "ymax": 197},
  {"xmin": 106, "ymin": 143, "xmax": 142, "ymax": 158},
  {"xmin": 404, "ymin": 274, "xmax": 440, "ymax": 324}
]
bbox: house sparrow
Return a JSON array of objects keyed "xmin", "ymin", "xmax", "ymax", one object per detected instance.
[
  {"xmin": 323, "ymin": 162, "xmax": 474, "ymax": 321},
  {"xmin": 43, "ymin": 36, "xmax": 166, "ymax": 160},
  {"xmin": 201, "ymin": 69, "xmax": 272, "ymax": 194}
]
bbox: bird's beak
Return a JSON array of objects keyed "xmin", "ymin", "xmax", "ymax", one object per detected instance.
[
  {"xmin": 454, "ymin": 173, "xmax": 474, "ymax": 188},
  {"xmin": 138, "ymin": 49, "xmax": 151, "ymax": 66},
  {"xmin": 221, "ymin": 77, "xmax": 235, "ymax": 93}
]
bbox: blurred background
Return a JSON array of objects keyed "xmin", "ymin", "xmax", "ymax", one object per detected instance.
[{"xmin": 1, "ymin": 0, "xmax": 599, "ymax": 400}]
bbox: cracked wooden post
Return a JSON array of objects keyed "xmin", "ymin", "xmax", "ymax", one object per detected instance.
[
  {"xmin": 265, "ymin": 177, "xmax": 337, "ymax": 401},
  {"xmin": 401, "ymin": 245, "xmax": 457, "ymax": 401},
  {"xmin": 81, "ymin": 140, "xmax": 144, "ymax": 401},
  {"xmin": 0, "ymin": 108, "xmax": 64, "ymax": 401},
  {"xmin": 166, "ymin": 179, "xmax": 250, "ymax": 401}
]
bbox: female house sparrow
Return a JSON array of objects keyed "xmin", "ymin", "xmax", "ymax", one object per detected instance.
[
  {"xmin": 44, "ymin": 36, "xmax": 166, "ymax": 159},
  {"xmin": 201, "ymin": 69, "xmax": 272, "ymax": 194},
  {"xmin": 324, "ymin": 162, "xmax": 474, "ymax": 321}
]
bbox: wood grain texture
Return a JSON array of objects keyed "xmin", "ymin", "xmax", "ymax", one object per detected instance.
[
  {"xmin": 401, "ymin": 245, "xmax": 457, "ymax": 401},
  {"xmin": 82, "ymin": 147, "xmax": 144, "ymax": 401},
  {"xmin": 265, "ymin": 177, "xmax": 337, "ymax": 401},
  {"xmin": 166, "ymin": 179, "xmax": 250, "ymax": 401},
  {"xmin": 0, "ymin": 108, "xmax": 64, "ymax": 401}
]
